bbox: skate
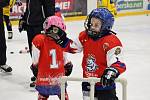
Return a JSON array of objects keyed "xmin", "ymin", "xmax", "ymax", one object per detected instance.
[
  {"xmin": 0, "ymin": 64, "xmax": 12, "ymax": 72},
  {"xmin": 8, "ymin": 31, "xmax": 13, "ymax": 39},
  {"xmin": 30, "ymin": 76, "xmax": 36, "ymax": 87}
]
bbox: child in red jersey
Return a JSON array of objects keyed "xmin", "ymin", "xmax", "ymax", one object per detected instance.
[
  {"xmin": 31, "ymin": 16, "xmax": 73, "ymax": 100},
  {"xmin": 55, "ymin": 6, "xmax": 64, "ymax": 20},
  {"xmin": 69, "ymin": 8, "xmax": 126, "ymax": 100}
]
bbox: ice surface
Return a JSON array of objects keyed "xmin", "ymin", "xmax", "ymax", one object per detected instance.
[{"xmin": 1, "ymin": 15, "xmax": 150, "ymax": 100}]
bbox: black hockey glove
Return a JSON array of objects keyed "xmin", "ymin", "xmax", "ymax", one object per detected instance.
[
  {"xmin": 18, "ymin": 14, "xmax": 27, "ymax": 33},
  {"xmin": 30, "ymin": 65, "xmax": 38, "ymax": 78},
  {"xmin": 100, "ymin": 67, "xmax": 119, "ymax": 87},
  {"xmin": 46, "ymin": 26, "xmax": 70, "ymax": 48},
  {"xmin": 64, "ymin": 62, "xmax": 73, "ymax": 76},
  {"xmin": 56, "ymin": 37, "xmax": 70, "ymax": 48},
  {"xmin": 54, "ymin": 28, "xmax": 70, "ymax": 48}
]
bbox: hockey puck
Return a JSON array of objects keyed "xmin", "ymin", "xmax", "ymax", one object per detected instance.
[
  {"xmin": 30, "ymin": 82, "xmax": 36, "ymax": 87},
  {"xmin": 19, "ymin": 50, "xmax": 22, "ymax": 53},
  {"xmin": 10, "ymin": 51, "xmax": 14, "ymax": 54},
  {"xmin": 19, "ymin": 50, "xmax": 30, "ymax": 54},
  {"xmin": 31, "ymin": 76, "xmax": 36, "ymax": 81},
  {"xmin": 25, "ymin": 47, "xmax": 28, "ymax": 50}
]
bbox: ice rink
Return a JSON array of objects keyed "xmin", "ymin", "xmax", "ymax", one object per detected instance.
[{"xmin": 0, "ymin": 15, "xmax": 150, "ymax": 100}]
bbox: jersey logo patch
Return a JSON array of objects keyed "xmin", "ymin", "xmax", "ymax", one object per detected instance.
[
  {"xmin": 86, "ymin": 55, "xmax": 98, "ymax": 72},
  {"xmin": 114, "ymin": 48, "xmax": 121, "ymax": 55},
  {"xmin": 103, "ymin": 42, "xmax": 109, "ymax": 51}
]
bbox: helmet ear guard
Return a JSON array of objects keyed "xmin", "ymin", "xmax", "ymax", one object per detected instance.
[{"xmin": 84, "ymin": 15, "xmax": 91, "ymax": 31}]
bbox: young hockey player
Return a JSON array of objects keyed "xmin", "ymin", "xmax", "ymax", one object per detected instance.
[
  {"xmin": 69, "ymin": 8, "xmax": 126, "ymax": 100},
  {"xmin": 55, "ymin": 6, "xmax": 64, "ymax": 20},
  {"xmin": 3, "ymin": 0, "xmax": 22, "ymax": 39},
  {"xmin": 31, "ymin": 16, "xmax": 73, "ymax": 100},
  {"xmin": 3, "ymin": 0, "xmax": 15, "ymax": 39}
]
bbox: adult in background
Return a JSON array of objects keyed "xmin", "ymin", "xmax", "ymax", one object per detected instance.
[
  {"xmin": 19, "ymin": 0, "xmax": 55, "ymax": 56},
  {"xmin": 3, "ymin": 0, "xmax": 22, "ymax": 39},
  {"xmin": 0, "ymin": 0, "xmax": 12, "ymax": 72}
]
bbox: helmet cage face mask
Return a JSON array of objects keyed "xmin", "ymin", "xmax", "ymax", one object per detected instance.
[
  {"xmin": 43, "ymin": 16, "xmax": 67, "ymax": 41},
  {"xmin": 84, "ymin": 8, "xmax": 114, "ymax": 40},
  {"xmin": 84, "ymin": 16, "xmax": 103, "ymax": 39},
  {"xmin": 46, "ymin": 25, "xmax": 66, "ymax": 41}
]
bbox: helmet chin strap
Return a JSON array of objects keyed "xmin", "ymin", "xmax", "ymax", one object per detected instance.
[{"xmin": 87, "ymin": 30, "xmax": 100, "ymax": 40}]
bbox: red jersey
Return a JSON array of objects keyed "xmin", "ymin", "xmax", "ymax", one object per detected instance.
[
  {"xmin": 55, "ymin": 11, "xmax": 64, "ymax": 20},
  {"xmin": 32, "ymin": 34, "xmax": 66, "ymax": 86},
  {"xmin": 70, "ymin": 31, "xmax": 126, "ymax": 78}
]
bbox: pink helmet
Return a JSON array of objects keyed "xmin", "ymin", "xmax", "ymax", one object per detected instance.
[{"xmin": 43, "ymin": 15, "xmax": 66, "ymax": 32}]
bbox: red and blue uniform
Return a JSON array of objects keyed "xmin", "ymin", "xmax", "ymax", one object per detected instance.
[
  {"xmin": 69, "ymin": 31, "xmax": 126, "ymax": 90},
  {"xmin": 32, "ymin": 34, "xmax": 67, "ymax": 96}
]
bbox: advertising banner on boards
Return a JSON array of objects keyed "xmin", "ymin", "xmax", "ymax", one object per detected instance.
[{"xmin": 10, "ymin": 0, "xmax": 87, "ymax": 20}]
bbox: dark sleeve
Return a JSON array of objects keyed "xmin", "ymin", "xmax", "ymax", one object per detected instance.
[
  {"xmin": 21, "ymin": 0, "xmax": 28, "ymax": 20},
  {"xmin": 42, "ymin": 0, "xmax": 55, "ymax": 17},
  {"xmin": 22, "ymin": 9, "xmax": 27, "ymax": 20},
  {"xmin": 0, "ymin": 0, "xmax": 10, "ymax": 7}
]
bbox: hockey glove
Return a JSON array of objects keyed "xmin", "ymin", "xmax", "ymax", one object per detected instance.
[
  {"xmin": 64, "ymin": 62, "xmax": 73, "ymax": 76},
  {"xmin": 18, "ymin": 14, "xmax": 27, "ymax": 33},
  {"xmin": 100, "ymin": 67, "xmax": 119, "ymax": 87},
  {"xmin": 30, "ymin": 64, "xmax": 38, "ymax": 78},
  {"xmin": 46, "ymin": 26, "xmax": 70, "ymax": 48},
  {"xmin": 56, "ymin": 37, "xmax": 70, "ymax": 48}
]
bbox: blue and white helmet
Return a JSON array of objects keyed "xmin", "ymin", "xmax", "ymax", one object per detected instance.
[
  {"xmin": 84, "ymin": 8, "xmax": 115, "ymax": 39},
  {"xmin": 55, "ymin": 5, "xmax": 61, "ymax": 12}
]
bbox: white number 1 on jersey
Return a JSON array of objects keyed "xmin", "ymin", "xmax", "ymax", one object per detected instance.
[{"xmin": 50, "ymin": 49, "xmax": 58, "ymax": 68}]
